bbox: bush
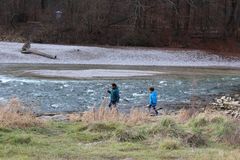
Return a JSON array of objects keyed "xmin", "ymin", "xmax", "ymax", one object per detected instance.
[
  {"xmin": 11, "ymin": 136, "xmax": 31, "ymax": 145},
  {"xmin": 115, "ymin": 127, "xmax": 146, "ymax": 142},
  {"xmin": 183, "ymin": 132, "xmax": 207, "ymax": 147},
  {"xmin": 88, "ymin": 122, "xmax": 120, "ymax": 132},
  {"xmin": 4, "ymin": 135, "xmax": 32, "ymax": 145},
  {"xmin": 120, "ymin": 32, "xmax": 152, "ymax": 47},
  {"xmin": 0, "ymin": 127, "xmax": 12, "ymax": 133},
  {"xmin": 148, "ymin": 117, "xmax": 185, "ymax": 138},
  {"xmin": 77, "ymin": 125, "xmax": 88, "ymax": 132},
  {"xmin": 210, "ymin": 116, "xmax": 226, "ymax": 124},
  {"xmin": 160, "ymin": 117, "xmax": 177, "ymax": 128},
  {"xmin": 188, "ymin": 115, "xmax": 208, "ymax": 129},
  {"xmin": 159, "ymin": 138, "xmax": 181, "ymax": 150},
  {"xmin": 211, "ymin": 119, "xmax": 240, "ymax": 145},
  {"xmin": 74, "ymin": 132, "xmax": 104, "ymax": 143},
  {"xmin": 187, "ymin": 115, "xmax": 209, "ymax": 134}
]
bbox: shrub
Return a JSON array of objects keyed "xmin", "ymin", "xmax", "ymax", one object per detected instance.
[
  {"xmin": 160, "ymin": 117, "xmax": 177, "ymax": 128},
  {"xmin": 159, "ymin": 138, "xmax": 181, "ymax": 150},
  {"xmin": 74, "ymin": 132, "xmax": 104, "ymax": 143},
  {"xmin": 211, "ymin": 119, "xmax": 240, "ymax": 145},
  {"xmin": 88, "ymin": 122, "xmax": 120, "ymax": 132},
  {"xmin": 3, "ymin": 135, "xmax": 32, "ymax": 145},
  {"xmin": 183, "ymin": 132, "xmax": 207, "ymax": 147},
  {"xmin": 148, "ymin": 117, "xmax": 185, "ymax": 138},
  {"xmin": 210, "ymin": 116, "xmax": 226, "ymax": 124},
  {"xmin": 115, "ymin": 127, "xmax": 146, "ymax": 142},
  {"xmin": 11, "ymin": 136, "xmax": 31, "ymax": 145},
  {"xmin": 120, "ymin": 32, "xmax": 152, "ymax": 47},
  {"xmin": 188, "ymin": 115, "xmax": 208, "ymax": 129},
  {"xmin": 0, "ymin": 127, "xmax": 12, "ymax": 133},
  {"xmin": 187, "ymin": 114, "xmax": 209, "ymax": 134},
  {"xmin": 77, "ymin": 125, "xmax": 88, "ymax": 132}
]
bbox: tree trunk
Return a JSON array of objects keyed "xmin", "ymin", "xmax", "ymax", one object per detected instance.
[{"xmin": 227, "ymin": 0, "xmax": 237, "ymax": 35}]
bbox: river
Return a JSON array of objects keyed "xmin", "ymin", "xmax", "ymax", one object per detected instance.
[{"xmin": 0, "ymin": 64, "xmax": 240, "ymax": 113}]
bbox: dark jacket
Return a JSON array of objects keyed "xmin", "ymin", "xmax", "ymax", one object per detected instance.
[{"xmin": 108, "ymin": 87, "xmax": 120, "ymax": 103}]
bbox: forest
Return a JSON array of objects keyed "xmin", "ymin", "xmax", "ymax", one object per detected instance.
[{"xmin": 0, "ymin": 0, "xmax": 240, "ymax": 48}]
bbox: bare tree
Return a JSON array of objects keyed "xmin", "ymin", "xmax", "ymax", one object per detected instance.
[{"xmin": 0, "ymin": 0, "xmax": 239, "ymax": 46}]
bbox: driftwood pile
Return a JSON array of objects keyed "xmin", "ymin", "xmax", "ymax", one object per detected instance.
[{"xmin": 21, "ymin": 42, "xmax": 57, "ymax": 59}]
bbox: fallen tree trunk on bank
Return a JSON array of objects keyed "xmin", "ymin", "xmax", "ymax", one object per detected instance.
[{"xmin": 21, "ymin": 49, "xmax": 57, "ymax": 59}]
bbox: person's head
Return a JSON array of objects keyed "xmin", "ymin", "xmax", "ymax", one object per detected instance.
[
  {"xmin": 112, "ymin": 83, "xmax": 117, "ymax": 89},
  {"xmin": 149, "ymin": 87, "xmax": 154, "ymax": 92}
]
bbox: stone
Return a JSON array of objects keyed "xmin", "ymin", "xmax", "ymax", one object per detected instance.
[
  {"xmin": 225, "ymin": 110, "xmax": 232, "ymax": 114},
  {"xmin": 221, "ymin": 96, "xmax": 226, "ymax": 100},
  {"xmin": 226, "ymin": 97, "xmax": 232, "ymax": 102},
  {"xmin": 232, "ymin": 101, "xmax": 239, "ymax": 105},
  {"xmin": 234, "ymin": 94, "xmax": 239, "ymax": 98},
  {"xmin": 211, "ymin": 103, "xmax": 218, "ymax": 106},
  {"xmin": 231, "ymin": 111, "xmax": 239, "ymax": 117},
  {"xmin": 234, "ymin": 113, "xmax": 239, "ymax": 118},
  {"xmin": 220, "ymin": 105, "xmax": 226, "ymax": 109},
  {"xmin": 216, "ymin": 99, "xmax": 223, "ymax": 104}
]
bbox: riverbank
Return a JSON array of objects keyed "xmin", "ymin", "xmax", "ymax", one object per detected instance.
[
  {"xmin": 0, "ymin": 99, "xmax": 240, "ymax": 160},
  {"xmin": 29, "ymin": 92, "xmax": 240, "ymax": 122},
  {"xmin": 0, "ymin": 42, "xmax": 240, "ymax": 68}
]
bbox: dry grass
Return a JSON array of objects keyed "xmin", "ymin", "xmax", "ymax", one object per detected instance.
[
  {"xmin": 0, "ymin": 98, "xmax": 41, "ymax": 128},
  {"xmin": 81, "ymin": 107, "xmax": 152, "ymax": 125},
  {"xmin": 177, "ymin": 108, "xmax": 199, "ymax": 122},
  {"xmin": 80, "ymin": 98, "xmax": 152, "ymax": 125},
  {"xmin": 68, "ymin": 113, "xmax": 83, "ymax": 122}
]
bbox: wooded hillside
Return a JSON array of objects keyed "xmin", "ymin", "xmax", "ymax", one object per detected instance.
[{"xmin": 0, "ymin": 0, "xmax": 240, "ymax": 49}]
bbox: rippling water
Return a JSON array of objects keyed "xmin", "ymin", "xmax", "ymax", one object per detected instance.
[{"xmin": 0, "ymin": 74, "xmax": 239, "ymax": 113}]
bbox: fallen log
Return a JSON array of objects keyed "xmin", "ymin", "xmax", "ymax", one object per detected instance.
[{"xmin": 21, "ymin": 48, "xmax": 57, "ymax": 59}]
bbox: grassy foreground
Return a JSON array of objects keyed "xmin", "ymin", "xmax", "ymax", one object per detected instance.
[{"xmin": 0, "ymin": 99, "xmax": 240, "ymax": 160}]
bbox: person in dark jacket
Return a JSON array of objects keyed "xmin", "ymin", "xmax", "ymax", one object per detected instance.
[
  {"xmin": 148, "ymin": 87, "xmax": 158, "ymax": 115},
  {"xmin": 107, "ymin": 83, "xmax": 120, "ymax": 109}
]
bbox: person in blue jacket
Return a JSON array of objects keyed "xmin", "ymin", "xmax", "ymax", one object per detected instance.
[
  {"xmin": 107, "ymin": 83, "xmax": 120, "ymax": 109},
  {"xmin": 148, "ymin": 87, "xmax": 158, "ymax": 115}
]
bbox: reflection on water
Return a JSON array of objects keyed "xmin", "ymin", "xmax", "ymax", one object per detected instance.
[{"xmin": 0, "ymin": 74, "xmax": 240, "ymax": 113}]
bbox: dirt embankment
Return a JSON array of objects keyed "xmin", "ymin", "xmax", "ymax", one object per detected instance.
[{"xmin": 169, "ymin": 39, "xmax": 240, "ymax": 58}]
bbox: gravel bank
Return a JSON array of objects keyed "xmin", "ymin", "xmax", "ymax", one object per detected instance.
[{"xmin": 1, "ymin": 42, "xmax": 240, "ymax": 67}]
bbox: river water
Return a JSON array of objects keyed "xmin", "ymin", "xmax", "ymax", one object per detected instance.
[{"xmin": 0, "ymin": 64, "xmax": 240, "ymax": 113}]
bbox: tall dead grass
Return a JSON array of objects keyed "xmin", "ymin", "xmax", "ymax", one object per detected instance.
[
  {"xmin": 0, "ymin": 98, "xmax": 41, "ymax": 128},
  {"xmin": 81, "ymin": 107, "xmax": 153, "ymax": 125},
  {"xmin": 177, "ymin": 108, "xmax": 199, "ymax": 122},
  {"xmin": 81, "ymin": 97, "xmax": 153, "ymax": 125}
]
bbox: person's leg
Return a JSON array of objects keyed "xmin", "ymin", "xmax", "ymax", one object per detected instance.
[
  {"xmin": 112, "ymin": 102, "xmax": 119, "ymax": 112},
  {"xmin": 148, "ymin": 105, "xmax": 152, "ymax": 113},
  {"xmin": 109, "ymin": 102, "xmax": 112, "ymax": 109},
  {"xmin": 109, "ymin": 101, "xmax": 117, "ymax": 110},
  {"xmin": 153, "ymin": 106, "xmax": 158, "ymax": 115}
]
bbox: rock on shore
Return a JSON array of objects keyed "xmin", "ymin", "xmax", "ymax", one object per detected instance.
[{"xmin": 211, "ymin": 94, "xmax": 240, "ymax": 118}]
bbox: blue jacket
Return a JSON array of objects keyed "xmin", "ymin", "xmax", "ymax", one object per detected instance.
[
  {"xmin": 108, "ymin": 87, "xmax": 120, "ymax": 103},
  {"xmin": 149, "ymin": 91, "xmax": 157, "ymax": 106}
]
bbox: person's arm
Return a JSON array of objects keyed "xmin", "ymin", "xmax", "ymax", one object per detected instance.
[
  {"xmin": 116, "ymin": 90, "xmax": 120, "ymax": 102},
  {"xmin": 107, "ymin": 90, "xmax": 111, "ymax": 94}
]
